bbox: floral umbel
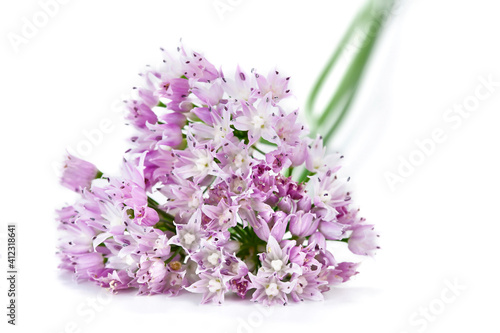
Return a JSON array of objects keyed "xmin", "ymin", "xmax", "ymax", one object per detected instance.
[{"xmin": 57, "ymin": 45, "xmax": 379, "ymax": 305}]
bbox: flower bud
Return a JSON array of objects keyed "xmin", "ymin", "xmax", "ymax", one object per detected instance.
[
  {"xmin": 270, "ymin": 211, "xmax": 289, "ymax": 240},
  {"xmin": 348, "ymin": 224, "xmax": 379, "ymax": 256},
  {"xmin": 319, "ymin": 220, "xmax": 345, "ymax": 240},
  {"xmin": 309, "ymin": 231, "xmax": 326, "ymax": 250},
  {"xmin": 277, "ymin": 196, "xmax": 295, "ymax": 214},
  {"xmin": 60, "ymin": 153, "xmax": 100, "ymax": 192},
  {"xmin": 252, "ymin": 216, "xmax": 270, "ymax": 241},
  {"xmin": 258, "ymin": 210, "xmax": 274, "ymax": 223},
  {"xmin": 297, "ymin": 195, "xmax": 311, "ymax": 212},
  {"xmin": 289, "ymin": 140, "xmax": 308, "ymax": 167},
  {"xmin": 289, "ymin": 211, "xmax": 318, "ymax": 237}
]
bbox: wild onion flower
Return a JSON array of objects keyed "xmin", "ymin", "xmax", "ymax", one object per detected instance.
[
  {"xmin": 60, "ymin": 152, "xmax": 101, "ymax": 192},
  {"xmin": 56, "ymin": 44, "xmax": 379, "ymax": 305}
]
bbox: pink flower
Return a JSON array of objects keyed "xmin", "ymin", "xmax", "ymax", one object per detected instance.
[
  {"xmin": 185, "ymin": 271, "xmax": 229, "ymax": 305},
  {"xmin": 233, "ymin": 94, "xmax": 280, "ymax": 145},
  {"xmin": 248, "ymin": 272, "xmax": 295, "ymax": 306},
  {"xmin": 60, "ymin": 153, "xmax": 100, "ymax": 192},
  {"xmin": 348, "ymin": 224, "xmax": 379, "ymax": 256},
  {"xmin": 289, "ymin": 211, "xmax": 319, "ymax": 237},
  {"xmin": 57, "ymin": 44, "xmax": 377, "ymax": 305}
]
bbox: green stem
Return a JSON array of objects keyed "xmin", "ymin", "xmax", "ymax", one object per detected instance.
[
  {"xmin": 147, "ymin": 196, "xmax": 176, "ymax": 233},
  {"xmin": 307, "ymin": 0, "xmax": 396, "ymax": 141},
  {"xmin": 323, "ymin": 85, "xmax": 358, "ymax": 144},
  {"xmin": 148, "ymin": 197, "xmax": 175, "ymax": 222},
  {"xmin": 259, "ymin": 138, "xmax": 278, "ymax": 147},
  {"xmin": 165, "ymin": 246, "xmax": 182, "ymax": 264},
  {"xmin": 314, "ymin": 12, "xmax": 381, "ymax": 131},
  {"xmin": 305, "ymin": 2, "xmax": 371, "ymax": 120},
  {"xmin": 320, "ymin": 10, "xmax": 385, "ymax": 142},
  {"xmin": 203, "ymin": 176, "xmax": 217, "ymax": 194},
  {"xmin": 297, "ymin": 168, "xmax": 315, "ymax": 184},
  {"xmin": 252, "ymin": 145, "xmax": 266, "ymax": 156}
]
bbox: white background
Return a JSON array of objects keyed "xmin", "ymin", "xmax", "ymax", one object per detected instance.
[{"xmin": 1, "ymin": 0, "xmax": 500, "ymax": 332}]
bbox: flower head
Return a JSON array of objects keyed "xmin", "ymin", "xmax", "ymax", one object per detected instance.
[{"xmin": 56, "ymin": 44, "xmax": 377, "ymax": 305}]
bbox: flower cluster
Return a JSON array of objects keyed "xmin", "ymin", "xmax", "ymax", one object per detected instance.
[{"xmin": 57, "ymin": 45, "xmax": 378, "ymax": 305}]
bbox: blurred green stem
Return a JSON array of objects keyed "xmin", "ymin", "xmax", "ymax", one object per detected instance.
[{"xmin": 307, "ymin": 0, "xmax": 395, "ymax": 144}]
